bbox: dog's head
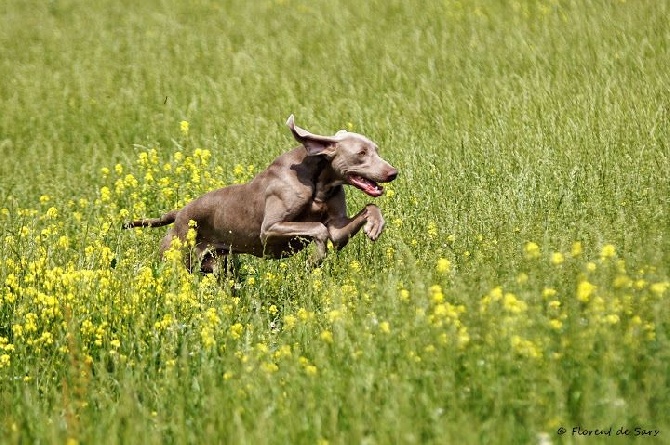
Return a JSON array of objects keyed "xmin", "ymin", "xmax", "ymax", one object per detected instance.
[{"xmin": 287, "ymin": 115, "xmax": 397, "ymax": 197}]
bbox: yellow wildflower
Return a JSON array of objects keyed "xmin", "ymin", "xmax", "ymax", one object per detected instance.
[
  {"xmin": 503, "ymin": 293, "xmax": 527, "ymax": 314},
  {"xmin": 614, "ymin": 274, "xmax": 631, "ymax": 288},
  {"xmin": 427, "ymin": 221, "xmax": 438, "ymax": 238},
  {"xmin": 261, "ymin": 362, "xmax": 279, "ymax": 374},
  {"xmin": 549, "ymin": 319, "xmax": 563, "ymax": 330},
  {"xmin": 436, "ymin": 258, "xmax": 451, "ymax": 274},
  {"xmin": 516, "ymin": 273, "xmax": 529, "ymax": 284},
  {"xmin": 283, "ymin": 314, "xmax": 297, "ymax": 330},
  {"xmin": 180, "ymin": 120, "xmax": 189, "ymax": 136},
  {"xmin": 650, "ymin": 281, "xmax": 669, "ymax": 297},
  {"xmin": 571, "ymin": 241, "xmax": 583, "ymax": 257},
  {"xmin": 229, "ymin": 323, "xmax": 243, "ymax": 340},
  {"xmin": 600, "ymin": 244, "xmax": 617, "ymax": 261},
  {"xmin": 550, "ymin": 252, "xmax": 564, "ymax": 265},
  {"xmin": 524, "ymin": 242, "xmax": 540, "ymax": 259},
  {"xmin": 429, "ymin": 285, "xmax": 444, "ymax": 304},
  {"xmin": 489, "ymin": 286, "xmax": 503, "ymax": 301},
  {"xmin": 604, "ymin": 314, "xmax": 620, "ymax": 325},
  {"xmin": 457, "ymin": 327, "xmax": 470, "ymax": 349},
  {"xmin": 576, "ymin": 280, "xmax": 595, "ymax": 302},
  {"xmin": 320, "ymin": 330, "xmax": 333, "ymax": 344},
  {"xmin": 542, "ymin": 287, "xmax": 557, "ymax": 299}
]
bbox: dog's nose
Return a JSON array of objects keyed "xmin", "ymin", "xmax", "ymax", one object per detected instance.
[{"xmin": 387, "ymin": 168, "xmax": 398, "ymax": 182}]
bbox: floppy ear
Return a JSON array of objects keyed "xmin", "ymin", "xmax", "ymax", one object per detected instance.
[{"xmin": 286, "ymin": 114, "xmax": 338, "ymax": 156}]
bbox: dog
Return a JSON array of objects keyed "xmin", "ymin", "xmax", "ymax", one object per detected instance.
[{"xmin": 123, "ymin": 115, "xmax": 398, "ymax": 272}]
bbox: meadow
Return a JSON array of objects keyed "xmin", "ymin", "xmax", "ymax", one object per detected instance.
[{"xmin": 1, "ymin": 0, "xmax": 669, "ymax": 443}]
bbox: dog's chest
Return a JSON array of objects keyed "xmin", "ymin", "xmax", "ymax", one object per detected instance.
[
  {"xmin": 305, "ymin": 183, "xmax": 339, "ymax": 220},
  {"xmin": 308, "ymin": 198, "xmax": 328, "ymax": 217}
]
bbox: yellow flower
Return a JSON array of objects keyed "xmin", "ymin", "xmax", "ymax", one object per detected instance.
[
  {"xmin": 600, "ymin": 244, "xmax": 617, "ymax": 260},
  {"xmin": 604, "ymin": 314, "xmax": 620, "ymax": 325},
  {"xmin": 379, "ymin": 321, "xmax": 390, "ymax": 334},
  {"xmin": 320, "ymin": 330, "xmax": 333, "ymax": 343},
  {"xmin": 549, "ymin": 319, "xmax": 563, "ymax": 330},
  {"xmin": 576, "ymin": 280, "xmax": 595, "ymax": 302},
  {"xmin": 261, "ymin": 362, "xmax": 279, "ymax": 374},
  {"xmin": 503, "ymin": 293, "xmax": 527, "ymax": 314},
  {"xmin": 186, "ymin": 221, "xmax": 198, "ymax": 247},
  {"xmin": 524, "ymin": 242, "xmax": 540, "ymax": 259},
  {"xmin": 427, "ymin": 221, "xmax": 438, "ymax": 238},
  {"xmin": 457, "ymin": 327, "xmax": 470, "ymax": 349},
  {"xmin": 650, "ymin": 281, "xmax": 669, "ymax": 297},
  {"xmin": 550, "ymin": 252, "xmax": 564, "ymax": 265},
  {"xmin": 435, "ymin": 258, "xmax": 451, "ymax": 274},
  {"xmin": 489, "ymin": 286, "xmax": 503, "ymax": 301},
  {"xmin": 180, "ymin": 120, "xmax": 189, "ymax": 136},
  {"xmin": 571, "ymin": 241, "xmax": 583, "ymax": 257},
  {"xmin": 297, "ymin": 308, "xmax": 312, "ymax": 321},
  {"xmin": 614, "ymin": 274, "xmax": 631, "ymax": 288},
  {"xmin": 542, "ymin": 287, "xmax": 557, "ymax": 299},
  {"xmin": 99, "ymin": 186, "xmax": 111, "ymax": 202},
  {"xmin": 429, "ymin": 285, "xmax": 444, "ymax": 304},
  {"xmin": 510, "ymin": 335, "xmax": 540, "ymax": 358},
  {"xmin": 229, "ymin": 323, "xmax": 243, "ymax": 340},
  {"xmin": 283, "ymin": 314, "xmax": 297, "ymax": 329}
]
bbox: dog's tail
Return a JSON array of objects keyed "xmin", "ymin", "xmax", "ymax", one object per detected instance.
[{"xmin": 122, "ymin": 210, "xmax": 178, "ymax": 229}]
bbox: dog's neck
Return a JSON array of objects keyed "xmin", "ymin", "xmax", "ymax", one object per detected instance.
[{"xmin": 305, "ymin": 156, "xmax": 343, "ymax": 203}]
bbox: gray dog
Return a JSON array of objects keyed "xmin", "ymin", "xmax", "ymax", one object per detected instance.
[{"xmin": 123, "ymin": 115, "xmax": 398, "ymax": 272}]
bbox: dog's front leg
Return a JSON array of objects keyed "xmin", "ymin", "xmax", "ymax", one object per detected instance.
[
  {"xmin": 260, "ymin": 195, "xmax": 331, "ymax": 260},
  {"xmin": 261, "ymin": 220, "xmax": 330, "ymax": 259},
  {"xmin": 323, "ymin": 189, "xmax": 386, "ymax": 250},
  {"xmin": 327, "ymin": 204, "xmax": 385, "ymax": 249}
]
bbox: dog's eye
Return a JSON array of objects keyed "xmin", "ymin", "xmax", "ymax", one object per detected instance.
[{"xmin": 358, "ymin": 148, "xmax": 367, "ymax": 156}]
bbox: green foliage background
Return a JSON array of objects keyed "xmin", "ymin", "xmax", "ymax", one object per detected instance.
[{"xmin": 0, "ymin": 0, "xmax": 668, "ymax": 444}]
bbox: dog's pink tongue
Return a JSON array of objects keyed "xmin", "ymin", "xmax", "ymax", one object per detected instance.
[{"xmin": 348, "ymin": 175, "xmax": 384, "ymax": 197}]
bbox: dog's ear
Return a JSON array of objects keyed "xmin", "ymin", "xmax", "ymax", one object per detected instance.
[{"xmin": 286, "ymin": 115, "xmax": 337, "ymax": 157}]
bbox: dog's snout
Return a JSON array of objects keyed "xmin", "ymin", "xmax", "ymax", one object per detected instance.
[{"xmin": 387, "ymin": 168, "xmax": 398, "ymax": 182}]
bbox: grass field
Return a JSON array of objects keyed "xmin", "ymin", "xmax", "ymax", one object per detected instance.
[{"xmin": 1, "ymin": 0, "xmax": 669, "ymax": 443}]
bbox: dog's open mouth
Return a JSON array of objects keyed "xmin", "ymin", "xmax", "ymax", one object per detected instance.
[{"xmin": 347, "ymin": 174, "xmax": 384, "ymax": 197}]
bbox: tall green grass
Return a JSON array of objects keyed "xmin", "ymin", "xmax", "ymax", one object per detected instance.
[{"xmin": 1, "ymin": 0, "xmax": 668, "ymax": 443}]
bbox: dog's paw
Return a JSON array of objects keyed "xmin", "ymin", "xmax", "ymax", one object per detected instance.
[{"xmin": 364, "ymin": 205, "xmax": 385, "ymax": 241}]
